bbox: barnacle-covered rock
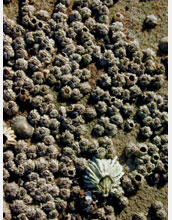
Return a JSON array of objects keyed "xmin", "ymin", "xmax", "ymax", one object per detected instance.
[
  {"xmin": 84, "ymin": 157, "xmax": 124, "ymax": 197},
  {"xmin": 3, "ymin": 0, "xmax": 168, "ymax": 218}
]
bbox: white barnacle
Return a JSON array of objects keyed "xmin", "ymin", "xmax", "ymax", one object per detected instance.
[
  {"xmin": 84, "ymin": 157, "xmax": 124, "ymax": 197},
  {"xmin": 3, "ymin": 122, "xmax": 16, "ymax": 146}
]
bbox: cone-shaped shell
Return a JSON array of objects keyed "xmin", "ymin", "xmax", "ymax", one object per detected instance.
[{"xmin": 84, "ymin": 157, "xmax": 124, "ymax": 197}]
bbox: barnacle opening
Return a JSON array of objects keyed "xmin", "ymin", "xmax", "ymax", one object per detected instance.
[{"xmin": 97, "ymin": 176, "xmax": 113, "ymax": 197}]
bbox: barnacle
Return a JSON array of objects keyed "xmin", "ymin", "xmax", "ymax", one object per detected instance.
[
  {"xmin": 84, "ymin": 157, "xmax": 124, "ymax": 197},
  {"xmin": 3, "ymin": 122, "xmax": 16, "ymax": 146}
]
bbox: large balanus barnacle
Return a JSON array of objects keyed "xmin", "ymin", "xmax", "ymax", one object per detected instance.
[
  {"xmin": 3, "ymin": 122, "xmax": 16, "ymax": 146},
  {"xmin": 84, "ymin": 157, "xmax": 124, "ymax": 197}
]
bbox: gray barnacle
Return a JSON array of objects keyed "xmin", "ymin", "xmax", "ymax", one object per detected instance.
[
  {"xmin": 3, "ymin": 150, "xmax": 14, "ymax": 162},
  {"xmin": 84, "ymin": 157, "xmax": 124, "ymax": 197},
  {"xmin": 159, "ymin": 36, "xmax": 168, "ymax": 53},
  {"xmin": 92, "ymin": 45, "xmax": 102, "ymax": 59},
  {"xmin": 125, "ymin": 73, "xmax": 138, "ymax": 87},
  {"xmin": 68, "ymin": 10, "xmax": 82, "ymax": 23},
  {"xmin": 110, "ymin": 21, "xmax": 123, "ymax": 33},
  {"xmin": 139, "ymin": 126, "xmax": 153, "ymax": 138},
  {"xmin": 129, "ymin": 171, "xmax": 144, "ymax": 187},
  {"xmin": 92, "ymin": 124, "xmax": 105, "ymax": 137},
  {"xmin": 95, "ymin": 147, "xmax": 106, "ymax": 159},
  {"xmin": 43, "ymin": 135, "xmax": 55, "ymax": 146},
  {"xmin": 12, "ymin": 116, "xmax": 34, "ymax": 139},
  {"xmin": 96, "ymin": 23, "xmax": 109, "ymax": 36},
  {"xmin": 151, "ymin": 74, "xmax": 164, "ymax": 90},
  {"xmin": 28, "ymin": 56, "xmax": 42, "ymax": 71},
  {"xmin": 132, "ymin": 213, "xmax": 147, "ymax": 220},
  {"xmin": 21, "ymin": 3, "xmax": 36, "ymax": 16},
  {"xmin": 32, "ymin": 71, "xmax": 44, "ymax": 85},
  {"xmin": 97, "ymin": 15, "xmax": 110, "ymax": 24},
  {"xmin": 55, "ymin": 198, "xmax": 67, "ymax": 211},
  {"xmin": 12, "ymin": 24, "xmax": 25, "ymax": 38},
  {"xmin": 104, "ymin": 122, "xmax": 117, "ymax": 137},
  {"xmin": 75, "ymin": 45, "xmax": 85, "ymax": 55},
  {"xmin": 111, "ymin": 73, "xmax": 126, "ymax": 87},
  {"xmin": 95, "ymin": 101, "xmax": 107, "ymax": 115},
  {"xmin": 82, "ymin": 53, "xmax": 92, "ymax": 65},
  {"xmin": 4, "ymin": 101, "xmax": 19, "ymax": 116},
  {"xmin": 63, "ymin": 44, "xmax": 76, "ymax": 56},
  {"xmin": 37, "ymin": 49, "xmax": 52, "ymax": 65},
  {"xmin": 144, "ymin": 14, "xmax": 158, "ymax": 28},
  {"xmin": 110, "ymin": 113, "xmax": 124, "ymax": 128},
  {"xmin": 98, "ymin": 73, "xmax": 111, "ymax": 88},
  {"xmin": 79, "ymin": 82, "xmax": 92, "ymax": 95},
  {"xmin": 3, "ymin": 201, "xmax": 12, "ymax": 220},
  {"xmin": 107, "ymin": 65, "xmax": 119, "ymax": 76},
  {"xmin": 71, "ymin": 88, "xmax": 83, "ymax": 101},
  {"xmin": 3, "ymin": 167, "xmax": 10, "ymax": 180},
  {"xmin": 3, "ymin": 16, "xmax": 16, "ymax": 35},
  {"xmin": 69, "ymin": 76, "xmax": 81, "ymax": 89},
  {"xmin": 15, "ymin": 58, "xmax": 28, "ymax": 71},
  {"xmin": 10, "ymin": 200, "xmax": 27, "ymax": 215},
  {"xmin": 3, "ymin": 89, "xmax": 16, "ymax": 102},
  {"xmin": 3, "ymin": 44, "xmax": 15, "ymax": 61},
  {"xmin": 98, "ymin": 136, "xmax": 113, "ymax": 149},
  {"xmin": 54, "ymin": 3, "xmax": 67, "ymax": 13},
  {"xmin": 109, "ymin": 97, "xmax": 123, "ymax": 108},
  {"xmin": 36, "ymin": 10, "xmax": 50, "ymax": 21},
  {"xmin": 3, "ymin": 67, "xmax": 15, "ymax": 80},
  {"xmin": 91, "ymin": 86, "xmax": 104, "ymax": 101},
  {"xmin": 60, "ymin": 74, "xmax": 72, "ymax": 85},
  {"xmin": 15, "ymin": 48, "xmax": 28, "ymax": 59},
  {"xmin": 114, "ymin": 47, "xmax": 126, "ymax": 58},
  {"xmin": 137, "ymin": 105, "xmax": 150, "ymax": 119},
  {"xmin": 110, "ymin": 87, "xmax": 123, "ymax": 98},
  {"xmin": 3, "ymin": 33, "xmax": 13, "ymax": 46},
  {"xmin": 53, "ymin": 12, "xmax": 68, "ymax": 23},
  {"xmin": 81, "ymin": 68, "xmax": 91, "ymax": 81},
  {"xmin": 61, "ymin": 130, "xmax": 74, "ymax": 145},
  {"xmin": 39, "ymin": 115, "xmax": 50, "ymax": 128},
  {"xmin": 59, "ymin": 161, "xmax": 76, "ymax": 177},
  {"xmin": 125, "ymin": 119, "xmax": 135, "ymax": 131},
  {"xmin": 4, "ymin": 79, "xmax": 13, "ymax": 90},
  {"xmin": 26, "ymin": 144, "xmax": 37, "ymax": 159},
  {"xmin": 60, "ymin": 86, "xmax": 72, "ymax": 99},
  {"xmin": 107, "ymin": 105, "xmax": 119, "ymax": 116},
  {"xmin": 79, "ymin": 7, "xmax": 92, "ymax": 19},
  {"xmin": 138, "ymin": 74, "xmax": 152, "ymax": 87}
]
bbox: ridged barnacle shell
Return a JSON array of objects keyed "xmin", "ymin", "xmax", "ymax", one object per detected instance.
[
  {"xmin": 3, "ymin": 122, "xmax": 16, "ymax": 146},
  {"xmin": 84, "ymin": 157, "xmax": 124, "ymax": 197}
]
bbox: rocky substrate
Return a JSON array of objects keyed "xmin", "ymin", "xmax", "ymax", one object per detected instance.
[{"xmin": 3, "ymin": 0, "xmax": 168, "ymax": 219}]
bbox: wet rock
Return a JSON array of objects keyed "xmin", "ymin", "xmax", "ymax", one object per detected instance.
[{"xmin": 12, "ymin": 116, "xmax": 34, "ymax": 139}]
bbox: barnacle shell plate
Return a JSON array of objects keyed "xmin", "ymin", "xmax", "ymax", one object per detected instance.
[
  {"xmin": 3, "ymin": 122, "xmax": 16, "ymax": 145},
  {"xmin": 84, "ymin": 157, "xmax": 124, "ymax": 197}
]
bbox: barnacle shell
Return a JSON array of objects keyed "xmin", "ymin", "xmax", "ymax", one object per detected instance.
[
  {"xmin": 3, "ymin": 122, "xmax": 16, "ymax": 146},
  {"xmin": 84, "ymin": 157, "xmax": 124, "ymax": 197}
]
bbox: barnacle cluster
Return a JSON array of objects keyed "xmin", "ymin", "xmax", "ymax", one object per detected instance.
[{"xmin": 3, "ymin": 0, "xmax": 167, "ymax": 219}]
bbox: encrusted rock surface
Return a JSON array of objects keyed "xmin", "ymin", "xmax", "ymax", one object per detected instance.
[{"xmin": 3, "ymin": 0, "xmax": 168, "ymax": 219}]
